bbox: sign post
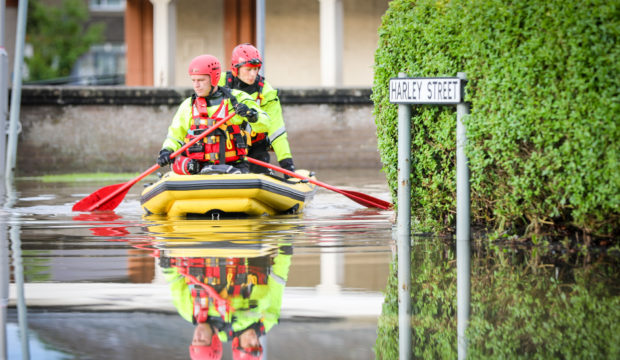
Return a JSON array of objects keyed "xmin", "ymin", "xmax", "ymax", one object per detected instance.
[
  {"xmin": 395, "ymin": 73, "xmax": 412, "ymax": 360},
  {"xmin": 389, "ymin": 73, "xmax": 470, "ymax": 360}
]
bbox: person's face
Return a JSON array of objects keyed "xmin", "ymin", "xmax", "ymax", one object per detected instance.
[
  {"xmin": 239, "ymin": 328, "xmax": 259, "ymax": 348},
  {"xmin": 191, "ymin": 74, "xmax": 212, "ymax": 97},
  {"xmin": 238, "ymin": 66, "xmax": 260, "ymax": 85},
  {"xmin": 192, "ymin": 323, "xmax": 214, "ymax": 346}
]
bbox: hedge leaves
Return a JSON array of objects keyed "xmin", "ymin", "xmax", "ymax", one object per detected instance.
[{"xmin": 373, "ymin": 0, "xmax": 619, "ymax": 237}]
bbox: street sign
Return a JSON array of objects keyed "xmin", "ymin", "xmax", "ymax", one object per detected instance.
[{"xmin": 389, "ymin": 77, "xmax": 462, "ymax": 104}]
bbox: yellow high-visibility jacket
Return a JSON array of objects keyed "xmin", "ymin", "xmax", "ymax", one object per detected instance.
[
  {"xmin": 219, "ymin": 71, "xmax": 293, "ymax": 162},
  {"xmin": 161, "ymin": 87, "xmax": 269, "ymax": 153}
]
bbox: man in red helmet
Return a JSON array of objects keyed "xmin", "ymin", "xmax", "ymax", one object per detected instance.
[
  {"xmin": 219, "ymin": 43, "xmax": 296, "ymax": 176},
  {"xmin": 189, "ymin": 323, "xmax": 223, "ymax": 360},
  {"xmin": 231, "ymin": 326, "xmax": 263, "ymax": 360},
  {"xmin": 156, "ymin": 54, "xmax": 270, "ymax": 174}
]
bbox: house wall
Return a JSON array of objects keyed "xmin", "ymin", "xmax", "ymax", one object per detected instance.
[
  {"xmin": 174, "ymin": 0, "xmax": 226, "ymax": 88},
  {"xmin": 3, "ymin": 0, "xmax": 388, "ymax": 87},
  {"xmin": 173, "ymin": 0, "xmax": 389, "ymax": 88}
]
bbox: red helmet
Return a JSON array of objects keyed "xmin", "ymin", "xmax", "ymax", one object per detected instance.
[
  {"xmin": 189, "ymin": 334, "xmax": 223, "ymax": 360},
  {"xmin": 231, "ymin": 43, "xmax": 262, "ymax": 76},
  {"xmin": 188, "ymin": 54, "xmax": 221, "ymax": 87},
  {"xmin": 232, "ymin": 336, "xmax": 262, "ymax": 360}
]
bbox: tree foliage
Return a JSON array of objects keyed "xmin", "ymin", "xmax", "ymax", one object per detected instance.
[
  {"xmin": 373, "ymin": 0, "xmax": 619, "ymax": 238},
  {"xmin": 26, "ymin": 0, "xmax": 104, "ymax": 81}
]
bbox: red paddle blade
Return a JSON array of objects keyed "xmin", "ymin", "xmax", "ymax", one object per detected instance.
[
  {"xmin": 246, "ymin": 156, "xmax": 393, "ymax": 210},
  {"xmin": 72, "ymin": 183, "xmax": 130, "ymax": 212},
  {"xmin": 342, "ymin": 190, "xmax": 393, "ymax": 210}
]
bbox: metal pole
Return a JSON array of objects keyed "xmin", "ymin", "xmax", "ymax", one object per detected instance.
[
  {"xmin": 0, "ymin": 179, "xmax": 8, "ymax": 360},
  {"xmin": 456, "ymin": 72, "xmax": 470, "ymax": 360},
  {"xmin": 4, "ymin": 180, "xmax": 28, "ymax": 359},
  {"xmin": 256, "ymin": 0, "xmax": 265, "ymax": 77},
  {"xmin": 1, "ymin": 0, "xmax": 8, "ymax": 180},
  {"xmin": 10, "ymin": 217, "xmax": 29, "ymax": 360},
  {"xmin": 0, "ymin": 47, "xmax": 7, "ymax": 179},
  {"xmin": 6, "ymin": 0, "xmax": 28, "ymax": 181},
  {"xmin": 397, "ymin": 72, "xmax": 412, "ymax": 360},
  {"xmin": 1, "ymin": 0, "xmax": 5, "ymax": 45}
]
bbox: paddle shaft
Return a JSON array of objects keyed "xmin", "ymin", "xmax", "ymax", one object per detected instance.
[
  {"xmin": 85, "ymin": 113, "xmax": 236, "ymax": 211},
  {"xmin": 246, "ymin": 157, "xmax": 392, "ymax": 210}
]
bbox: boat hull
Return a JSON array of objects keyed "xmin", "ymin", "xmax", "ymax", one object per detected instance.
[{"xmin": 140, "ymin": 171, "xmax": 316, "ymax": 217}]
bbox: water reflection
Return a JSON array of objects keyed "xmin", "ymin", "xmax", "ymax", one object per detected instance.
[
  {"xmin": 4, "ymin": 173, "xmax": 394, "ymax": 359},
  {"xmin": 0, "ymin": 181, "xmax": 9, "ymax": 359},
  {"xmin": 374, "ymin": 237, "xmax": 620, "ymax": 359},
  {"xmin": 153, "ymin": 235, "xmax": 290, "ymax": 359}
]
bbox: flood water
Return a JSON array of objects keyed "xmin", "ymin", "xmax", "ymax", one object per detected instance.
[{"xmin": 1, "ymin": 168, "xmax": 394, "ymax": 360}]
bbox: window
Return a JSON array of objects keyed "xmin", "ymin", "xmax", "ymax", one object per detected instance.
[
  {"xmin": 89, "ymin": 0, "xmax": 126, "ymax": 12},
  {"xmin": 70, "ymin": 43, "xmax": 126, "ymax": 85}
]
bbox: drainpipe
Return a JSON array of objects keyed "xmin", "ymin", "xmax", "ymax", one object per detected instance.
[{"xmin": 256, "ymin": 0, "xmax": 265, "ymax": 77}]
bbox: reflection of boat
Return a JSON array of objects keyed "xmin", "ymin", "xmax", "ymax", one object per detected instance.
[
  {"xmin": 144, "ymin": 218, "xmax": 295, "ymax": 258},
  {"xmin": 140, "ymin": 170, "xmax": 317, "ymax": 217}
]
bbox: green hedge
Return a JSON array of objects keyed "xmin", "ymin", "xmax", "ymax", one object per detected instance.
[{"xmin": 372, "ymin": 0, "xmax": 619, "ymax": 237}]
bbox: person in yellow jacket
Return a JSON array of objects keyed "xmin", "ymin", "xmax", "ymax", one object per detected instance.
[
  {"xmin": 156, "ymin": 54, "xmax": 270, "ymax": 175},
  {"xmin": 219, "ymin": 43, "xmax": 296, "ymax": 175},
  {"xmin": 162, "ymin": 246, "xmax": 292, "ymax": 360}
]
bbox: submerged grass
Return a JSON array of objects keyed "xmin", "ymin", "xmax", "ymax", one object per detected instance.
[{"xmin": 19, "ymin": 173, "xmax": 159, "ymax": 183}]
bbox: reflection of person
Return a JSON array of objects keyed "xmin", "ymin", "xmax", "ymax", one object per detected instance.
[
  {"xmin": 162, "ymin": 246, "xmax": 292, "ymax": 359},
  {"xmin": 219, "ymin": 44, "xmax": 295, "ymax": 175},
  {"xmin": 190, "ymin": 323, "xmax": 222, "ymax": 360},
  {"xmin": 156, "ymin": 54, "xmax": 270, "ymax": 175},
  {"xmin": 163, "ymin": 256, "xmax": 230, "ymax": 360},
  {"xmin": 232, "ymin": 330, "xmax": 261, "ymax": 359}
]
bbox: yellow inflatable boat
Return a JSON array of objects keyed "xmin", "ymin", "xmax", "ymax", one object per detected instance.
[{"xmin": 140, "ymin": 170, "xmax": 316, "ymax": 217}]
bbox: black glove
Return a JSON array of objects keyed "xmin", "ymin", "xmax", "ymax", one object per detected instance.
[
  {"xmin": 185, "ymin": 159, "xmax": 201, "ymax": 174},
  {"xmin": 172, "ymin": 156, "xmax": 201, "ymax": 174},
  {"xmin": 279, "ymin": 158, "xmax": 295, "ymax": 179},
  {"xmin": 235, "ymin": 103, "xmax": 258, "ymax": 123},
  {"xmin": 157, "ymin": 149, "xmax": 173, "ymax": 167}
]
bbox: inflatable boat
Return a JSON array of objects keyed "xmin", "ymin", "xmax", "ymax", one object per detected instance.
[{"xmin": 140, "ymin": 170, "xmax": 316, "ymax": 217}]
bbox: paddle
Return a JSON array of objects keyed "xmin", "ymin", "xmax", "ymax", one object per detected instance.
[
  {"xmin": 246, "ymin": 156, "xmax": 393, "ymax": 210},
  {"xmin": 72, "ymin": 112, "xmax": 237, "ymax": 212}
]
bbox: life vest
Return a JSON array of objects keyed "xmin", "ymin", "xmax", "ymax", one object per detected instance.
[
  {"xmin": 172, "ymin": 260, "xmax": 232, "ymax": 325},
  {"xmin": 226, "ymin": 71, "xmax": 268, "ymax": 145},
  {"xmin": 183, "ymin": 94, "xmax": 250, "ymax": 164},
  {"xmin": 168, "ymin": 256, "xmax": 269, "ymax": 299}
]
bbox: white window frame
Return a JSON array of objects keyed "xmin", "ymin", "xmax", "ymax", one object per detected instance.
[{"xmin": 89, "ymin": 0, "xmax": 126, "ymax": 12}]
